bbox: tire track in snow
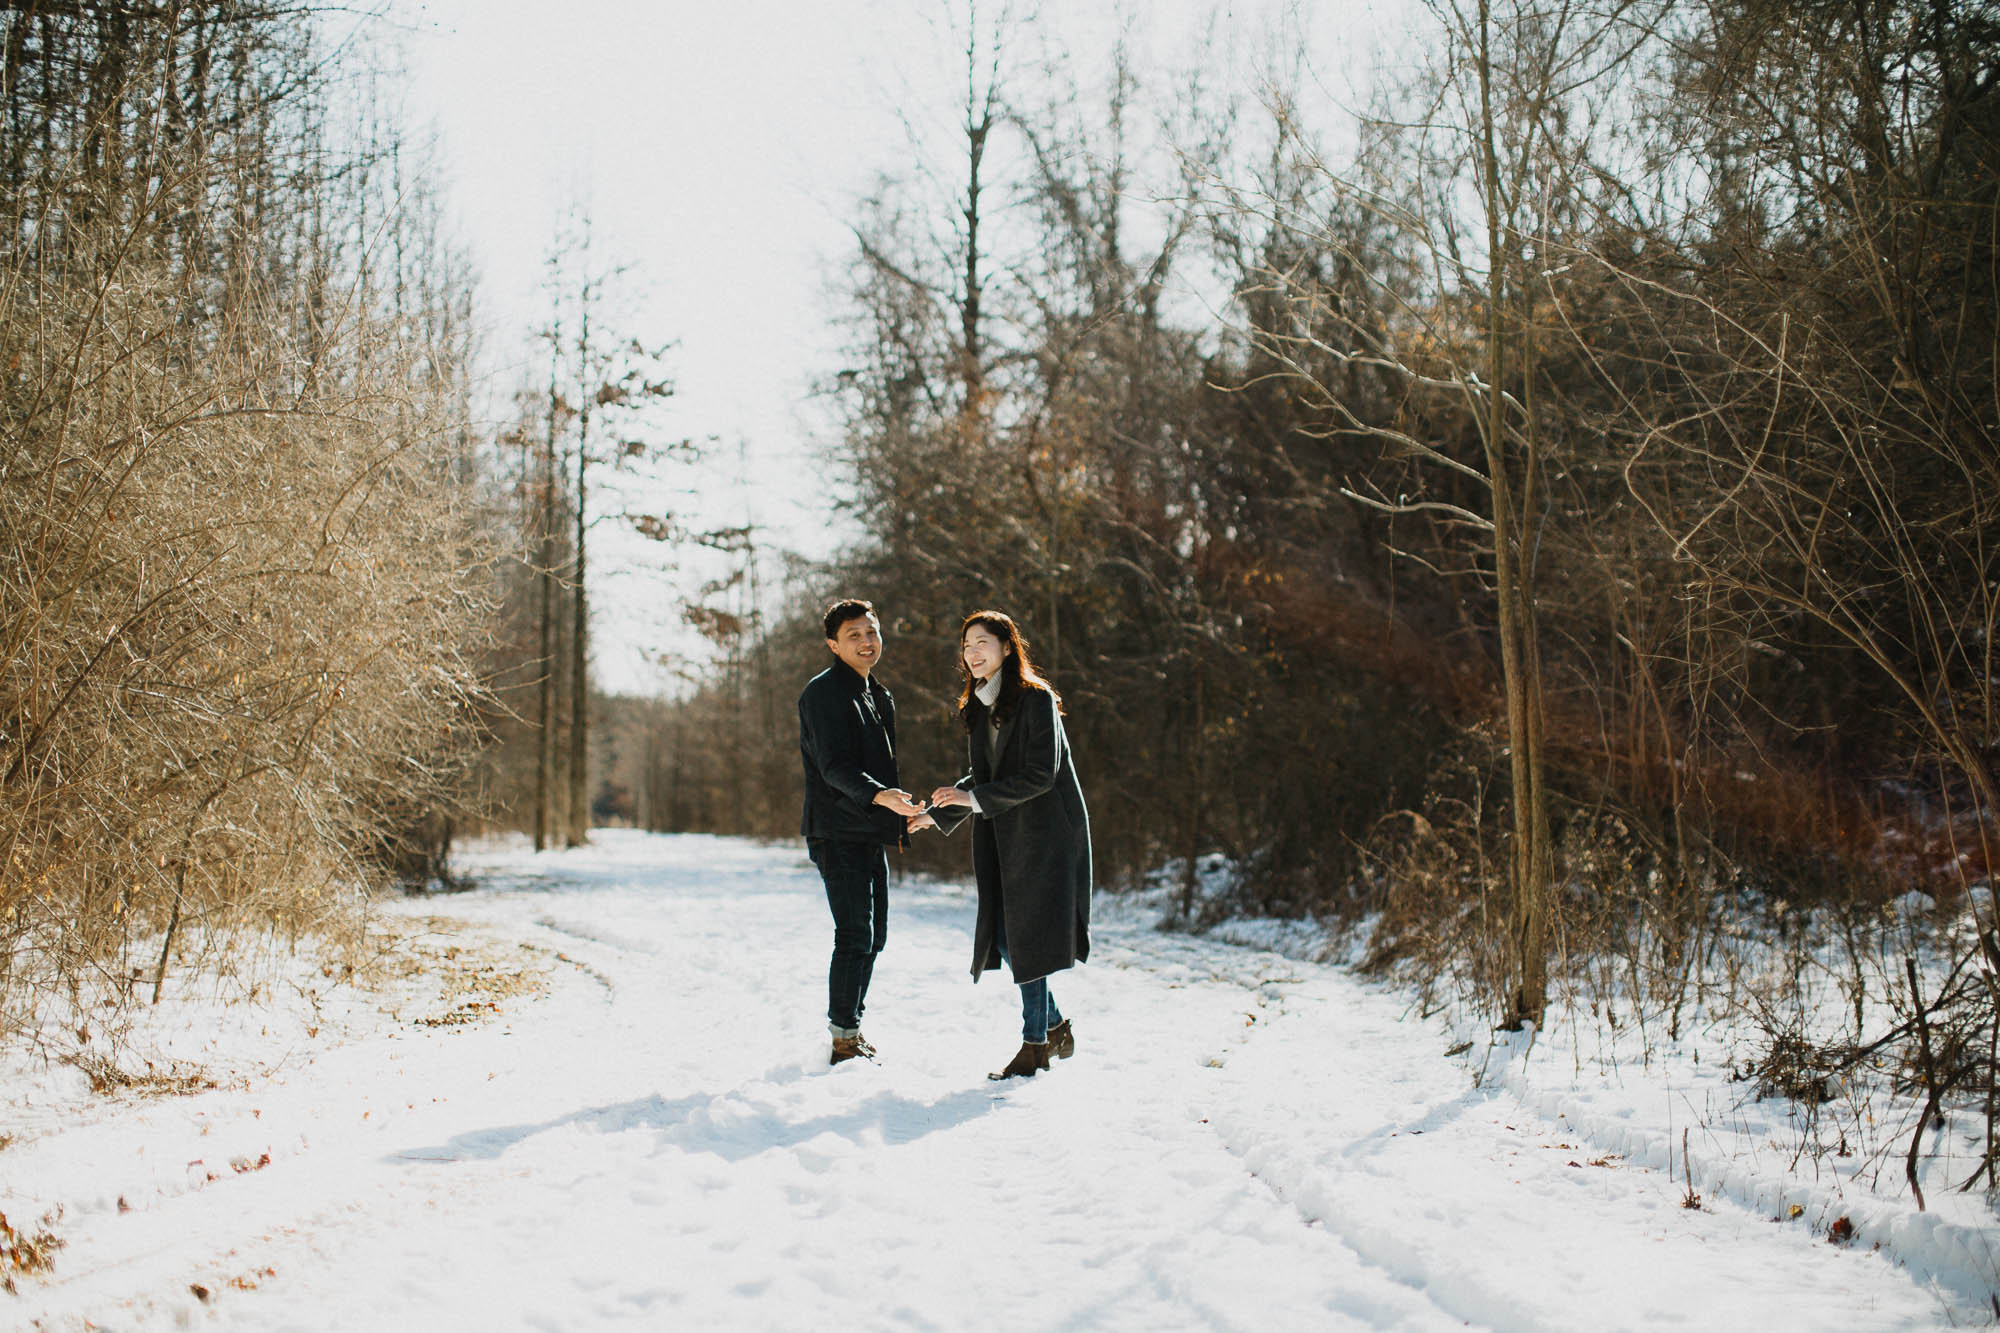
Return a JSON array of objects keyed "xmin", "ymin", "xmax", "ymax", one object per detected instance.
[
  {"xmin": 1091, "ymin": 911, "xmax": 1960, "ymax": 1330},
  {"xmin": 1091, "ymin": 920, "xmax": 1512, "ymax": 1329}
]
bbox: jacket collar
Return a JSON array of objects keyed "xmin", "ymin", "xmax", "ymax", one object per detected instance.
[{"xmin": 830, "ymin": 658, "xmax": 877, "ymax": 696}]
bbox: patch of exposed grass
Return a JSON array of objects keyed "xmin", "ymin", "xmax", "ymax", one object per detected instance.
[
  {"xmin": 380, "ymin": 918, "xmax": 550, "ymax": 1029},
  {"xmin": 1, "ymin": 1207, "xmax": 64, "ymax": 1292},
  {"xmin": 63, "ymin": 1052, "xmax": 219, "ymax": 1098}
]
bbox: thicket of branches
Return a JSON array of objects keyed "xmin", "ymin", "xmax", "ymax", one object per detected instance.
[
  {"xmin": 0, "ymin": 3, "xmax": 488, "ymax": 1042},
  {"xmin": 639, "ymin": 0, "xmax": 1998, "ymax": 1172}
]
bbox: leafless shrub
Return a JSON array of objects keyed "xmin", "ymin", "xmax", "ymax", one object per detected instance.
[
  {"xmin": 1743, "ymin": 1030, "xmax": 1855, "ymax": 1107},
  {"xmin": 0, "ymin": 6, "xmax": 490, "ymax": 1042},
  {"xmin": 1356, "ymin": 781, "xmax": 1510, "ymax": 1021}
]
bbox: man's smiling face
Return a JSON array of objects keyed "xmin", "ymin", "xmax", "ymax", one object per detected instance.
[{"xmin": 827, "ymin": 612, "xmax": 883, "ymax": 678}]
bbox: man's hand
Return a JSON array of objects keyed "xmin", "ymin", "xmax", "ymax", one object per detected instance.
[
  {"xmin": 873, "ymin": 788, "xmax": 926, "ymax": 817},
  {"xmin": 929, "ymin": 786, "xmax": 973, "ymax": 810},
  {"xmin": 907, "ymin": 812, "xmax": 936, "ymax": 833}
]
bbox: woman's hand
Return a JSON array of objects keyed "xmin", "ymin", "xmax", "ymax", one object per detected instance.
[
  {"xmin": 929, "ymin": 786, "xmax": 973, "ymax": 809},
  {"xmin": 907, "ymin": 812, "xmax": 936, "ymax": 833}
]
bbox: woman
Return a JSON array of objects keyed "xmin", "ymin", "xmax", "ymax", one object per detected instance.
[{"xmin": 916, "ymin": 611, "xmax": 1092, "ymax": 1080}]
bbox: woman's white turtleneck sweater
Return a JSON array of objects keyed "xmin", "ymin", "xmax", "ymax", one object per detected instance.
[{"xmin": 969, "ymin": 675, "xmax": 1003, "ymax": 813}]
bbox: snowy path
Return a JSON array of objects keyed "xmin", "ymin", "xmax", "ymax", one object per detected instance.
[{"xmin": 4, "ymin": 831, "xmax": 1971, "ymax": 1329}]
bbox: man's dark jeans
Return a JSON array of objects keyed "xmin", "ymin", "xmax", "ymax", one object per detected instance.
[{"xmin": 809, "ymin": 837, "xmax": 889, "ymax": 1033}]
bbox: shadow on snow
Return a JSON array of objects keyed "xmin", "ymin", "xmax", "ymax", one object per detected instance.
[{"xmin": 387, "ymin": 1082, "xmax": 999, "ymax": 1167}]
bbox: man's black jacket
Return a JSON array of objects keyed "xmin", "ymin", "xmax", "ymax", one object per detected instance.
[{"xmin": 798, "ymin": 660, "xmax": 905, "ymax": 845}]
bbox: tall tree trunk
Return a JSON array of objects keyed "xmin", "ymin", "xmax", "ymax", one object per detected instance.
[
  {"xmin": 535, "ymin": 334, "xmax": 561, "ymax": 852},
  {"xmin": 959, "ymin": 71, "xmax": 989, "ymax": 425},
  {"xmin": 567, "ymin": 291, "xmax": 592, "ymax": 847},
  {"xmin": 1477, "ymin": 0, "xmax": 1551, "ymax": 1030}
]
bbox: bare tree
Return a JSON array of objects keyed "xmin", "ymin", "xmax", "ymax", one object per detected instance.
[
  {"xmin": 490, "ymin": 219, "xmax": 680, "ymax": 850},
  {"xmin": 1198, "ymin": 0, "xmax": 1663, "ymax": 1026},
  {"xmin": 534, "ymin": 255, "xmax": 572, "ymax": 852}
]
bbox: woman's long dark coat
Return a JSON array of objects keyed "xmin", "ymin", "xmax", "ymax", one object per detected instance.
[{"xmin": 937, "ymin": 686, "xmax": 1091, "ymax": 986}]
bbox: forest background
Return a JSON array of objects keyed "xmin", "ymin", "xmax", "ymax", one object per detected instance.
[{"xmin": 3, "ymin": 0, "xmax": 1998, "ymax": 1203}]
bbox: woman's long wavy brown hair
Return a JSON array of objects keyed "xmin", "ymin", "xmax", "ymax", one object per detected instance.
[{"xmin": 955, "ymin": 610, "xmax": 1062, "ymax": 732}]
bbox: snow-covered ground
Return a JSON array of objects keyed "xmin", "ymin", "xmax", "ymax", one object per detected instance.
[{"xmin": 4, "ymin": 830, "xmax": 1995, "ymax": 1329}]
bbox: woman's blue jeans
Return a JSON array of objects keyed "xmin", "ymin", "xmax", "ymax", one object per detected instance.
[{"xmin": 996, "ymin": 913, "xmax": 1061, "ymax": 1043}]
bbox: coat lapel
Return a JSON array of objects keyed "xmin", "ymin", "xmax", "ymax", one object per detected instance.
[
  {"xmin": 966, "ymin": 698, "xmax": 999, "ymax": 782},
  {"xmin": 860, "ymin": 679, "xmax": 892, "ymax": 757},
  {"xmin": 991, "ymin": 703, "xmax": 1019, "ymax": 771}
]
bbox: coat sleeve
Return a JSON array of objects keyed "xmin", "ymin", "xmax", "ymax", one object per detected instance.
[
  {"xmin": 970, "ymin": 690, "xmax": 1061, "ymax": 816},
  {"xmin": 800, "ymin": 688, "xmax": 887, "ymax": 806},
  {"xmin": 930, "ymin": 772, "xmax": 977, "ymax": 837}
]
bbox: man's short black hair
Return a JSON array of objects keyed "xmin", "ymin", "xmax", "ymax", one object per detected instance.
[{"xmin": 822, "ymin": 598, "xmax": 877, "ymax": 640}]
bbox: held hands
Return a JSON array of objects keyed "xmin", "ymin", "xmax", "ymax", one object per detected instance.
[
  {"xmin": 900, "ymin": 784, "xmax": 969, "ymax": 834},
  {"xmin": 872, "ymin": 788, "xmax": 927, "ymax": 818}
]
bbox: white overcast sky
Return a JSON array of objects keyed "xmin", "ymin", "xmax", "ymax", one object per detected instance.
[{"xmin": 380, "ymin": 0, "xmax": 1394, "ymax": 693}]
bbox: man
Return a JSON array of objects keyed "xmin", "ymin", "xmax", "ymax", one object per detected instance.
[{"xmin": 798, "ymin": 599, "xmax": 926, "ymax": 1064}]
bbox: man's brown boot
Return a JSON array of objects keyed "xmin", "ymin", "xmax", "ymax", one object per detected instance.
[
  {"xmin": 988, "ymin": 1041, "xmax": 1050, "ymax": 1080},
  {"xmin": 1046, "ymin": 1019, "xmax": 1075, "ymax": 1060}
]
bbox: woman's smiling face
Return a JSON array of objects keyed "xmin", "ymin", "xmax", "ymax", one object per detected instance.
[{"xmin": 962, "ymin": 624, "xmax": 1010, "ymax": 682}]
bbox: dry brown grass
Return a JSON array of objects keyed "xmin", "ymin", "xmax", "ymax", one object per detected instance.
[
  {"xmin": 0, "ymin": 1208, "xmax": 64, "ymax": 1294},
  {"xmin": 368, "ymin": 917, "xmax": 552, "ymax": 1030},
  {"xmin": 60, "ymin": 1052, "xmax": 222, "ymax": 1099}
]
